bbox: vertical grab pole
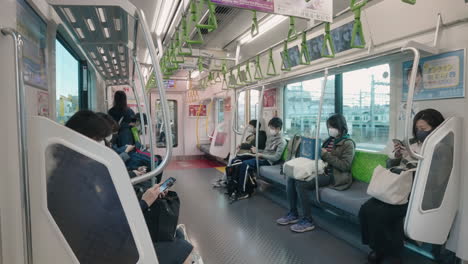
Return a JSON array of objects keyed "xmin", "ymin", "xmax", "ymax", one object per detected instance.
[
  {"xmin": 256, "ymin": 86, "xmax": 265, "ymax": 172},
  {"xmin": 105, "ymin": 85, "xmax": 109, "ymax": 110},
  {"xmin": 130, "ymin": 81, "xmax": 147, "ymax": 148},
  {"xmin": 1, "ymin": 28, "xmax": 33, "ymax": 264},
  {"xmin": 134, "ymin": 56, "xmax": 156, "ymax": 181},
  {"xmin": 314, "ymin": 69, "xmax": 329, "ymax": 204},
  {"xmin": 131, "ymin": 9, "xmax": 173, "ymax": 185},
  {"xmin": 401, "ymin": 47, "xmax": 424, "ymax": 160}
]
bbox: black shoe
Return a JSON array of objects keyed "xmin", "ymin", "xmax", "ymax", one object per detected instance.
[
  {"xmin": 367, "ymin": 251, "xmax": 383, "ymax": 264},
  {"xmin": 236, "ymin": 192, "xmax": 250, "ymax": 200}
]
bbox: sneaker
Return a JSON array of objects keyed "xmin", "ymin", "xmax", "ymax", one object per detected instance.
[
  {"xmin": 236, "ymin": 192, "xmax": 250, "ymax": 200},
  {"xmin": 276, "ymin": 212, "xmax": 299, "ymax": 225},
  {"xmin": 213, "ymin": 180, "xmax": 227, "ymax": 188},
  {"xmin": 290, "ymin": 219, "xmax": 315, "ymax": 233}
]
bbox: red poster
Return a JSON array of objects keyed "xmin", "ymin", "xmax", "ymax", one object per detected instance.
[
  {"xmin": 189, "ymin": 105, "xmax": 207, "ymax": 117},
  {"xmin": 263, "ymin": 88, "xmax": 277, "ymax": 108},
  {"xmin": 224, "ymin": 97, "xmax": 232, "ymax": 112}
]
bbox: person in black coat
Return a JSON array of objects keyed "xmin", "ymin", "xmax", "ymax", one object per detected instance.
[{"xmin": 108, "ymin": 90, "xmax": 136, "ymax": 147}]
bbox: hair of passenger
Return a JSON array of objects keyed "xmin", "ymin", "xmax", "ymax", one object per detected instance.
[
  {"xmin": 96, "ymin": 112, "xmax": 119, "ymax": 133},
  {"xmin": 134, "ymin": 112, "xmax": 148, "ymax": 125},
  {"xmin": 406, "ymin": 64, "xmax": 423, "ymax": 78},
  {"xmin": 113, "ymin": 90, "xmax": 128, "ymax": 110},
  {"xmin": 268, "ymin": 117, "xmax": 283, "ymax": 130},
  {"xmin": 327, "ymin": 113, "xmax": 348, "ymax": 135},
  {"xmin": 412, "ymin": 108, "xmax": 445, "ymax": 137},
  {"xmin": 249, "ymin": 119, "xmax": 261, "ymax": 129},
  {"xmin": 65, "ymin": 110, "xmax": 112, "ymax": 141}
]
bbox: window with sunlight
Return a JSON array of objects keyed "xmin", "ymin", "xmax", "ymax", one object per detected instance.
[
  {"xmin": 343, "ymin": 64, "xmax": 390, "ymax": 151},
  {"xmin": 217, "ymin": 99, "xmax": 225, "ymax": 124},
  {"xmin": 250, "ymin": 89, "xmax": 260, "ymax": 121},
  {"xmin": 56, "ymin": 39, "xmax": 79, "ymax": 124},
  {"xmin": 237, "ymin": 91, "xmax": 246, "ymax": 129},
  {"xmin": 284, "ymin": 76, "xmax": 335, "ymax": 138}
]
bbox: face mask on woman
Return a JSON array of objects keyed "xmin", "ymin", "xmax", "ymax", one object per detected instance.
[
  {"xmin": 247, "ymin": 126, "xmax": 255, "ymax": 133},
  {"xmin": 416, "ymin": 130, "xmax": 432, "ymax": 142},
  {"xmin": 328, "ymin": 128, "xmax": 339, "ymax": 138}
]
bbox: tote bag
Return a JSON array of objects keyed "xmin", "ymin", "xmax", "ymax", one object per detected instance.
[
  {"xmin": 367, "ymin": 165, "xmax": 415, "ymax": 205},
  {"xmin": 283, "ymin": 157, "xmax": 325, "ymax": 181}
]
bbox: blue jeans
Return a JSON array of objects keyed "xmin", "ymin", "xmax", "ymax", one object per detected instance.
[
  {"xmin": 237, "ymin": 158, "xmax": 270, "ymax": 193},
  {"xmin": 287, "ymin": 174, "xmax": 331, "ymax": 221}
]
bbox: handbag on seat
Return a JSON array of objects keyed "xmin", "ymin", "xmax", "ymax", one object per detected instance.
[
  {"xmin": 283, "ymin": 157, "xmax": 326, "ymax": 181},
  {"xmin": 367, "ymin": 165, "xmax": 416, "ymax": 205}
]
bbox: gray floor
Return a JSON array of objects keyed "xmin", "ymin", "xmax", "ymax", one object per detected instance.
[{"xmin": 169, "ymin": 168, "xmax": 436, "ymax": 264}]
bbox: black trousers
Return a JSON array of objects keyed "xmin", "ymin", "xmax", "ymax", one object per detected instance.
[{"xmin": 359, "ymin": 198, "xmax": 408, "ymax": 257}]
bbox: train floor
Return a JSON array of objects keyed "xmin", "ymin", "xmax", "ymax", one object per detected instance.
[{"xmin": 168, "ymin": 166, "xmax": 436, "ymax": 264}]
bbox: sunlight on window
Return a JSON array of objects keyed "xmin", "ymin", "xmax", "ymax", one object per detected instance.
[
  {"xmin": 343, "ymin": 64, "xmax": 390, "ymax": 151},
  {"xmin": 284, "ymin": 76, "xmax": 335, "ymax": 138},
  {"xmin": 237, "ymin": 91, "xmax": 246, "ymax": 129},
  {"xmin": 250, "ymin": 89, "xmax": 260, "ymax": 121},
  {"xmin": 56, "ymin": 40, "xmax": 79, "ymax": 124}
]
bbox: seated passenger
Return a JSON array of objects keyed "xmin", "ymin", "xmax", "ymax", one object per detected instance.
[
  {"xmin": 236, "ymin": 119, "xmax": 267, "ymax": 157},
  {"xmin": 359, "ymin": 109, "xmax": 445, "ymax": 264},
  {"xmin": 63, "ymin": 110, "xmax": 195, "ymax": 264},
  {"xmin": 277, "ymin": 114, "xmax": 355, "ymax": 233},
  {"xmin": 108, "ymin": 91, "xmax": 136, "ymax": 147},
  {"xmin": 234, "ymin": 117, "xmax": 287, "ymax": 200}
]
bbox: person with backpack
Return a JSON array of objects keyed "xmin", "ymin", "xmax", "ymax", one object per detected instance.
[
  {"xmin": 276, "ymin": 114, "xmax": 355, "ymax": 233},
  {"xmin": 232, "ymin": 117, "xmax": 287, "ymax": 200}
]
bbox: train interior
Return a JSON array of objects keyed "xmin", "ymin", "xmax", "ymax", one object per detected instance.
[{"xmin": 1, "ymin": 0, "xmax": 468, "ymax": 263}]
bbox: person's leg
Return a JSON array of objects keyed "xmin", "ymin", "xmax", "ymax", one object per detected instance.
[
  {"xmin": 276, "ymin": 177, "xmax": 300, "ymax": 225},
  {"xmin": 290, "ymin": 174, "xmax": 331, "ymax": 233},
  {"xmin": 236, "ymin": 158, "xmax": 257, "ymax": 194}
]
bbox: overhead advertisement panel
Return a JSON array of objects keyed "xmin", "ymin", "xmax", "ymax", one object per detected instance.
[{"xmin": 210, "ymin": 0, "xmax": 333, "ymax": 22}]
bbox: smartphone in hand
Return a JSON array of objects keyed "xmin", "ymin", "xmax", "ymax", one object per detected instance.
[{"xmin": 159, "ymin": 177, "xmax": 176, "ymax": 192}]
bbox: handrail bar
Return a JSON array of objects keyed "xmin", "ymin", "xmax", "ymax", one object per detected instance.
[
  {"xmin": 256, "ymin": 86, "xmax": 265, "ymax": 172},
  {"xmin": 131, "ymin": 9, "xmax": 173, "ymax": 185},
  {"xmin": 1, "ymin": 27, "xmax": 33, "ymax": 264}
]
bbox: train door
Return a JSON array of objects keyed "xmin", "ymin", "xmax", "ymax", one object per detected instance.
[
  {"xmin": 210, "ymin": 97, "xmax": 231, "ymax": 159},
  {"xmin": 404, "ymin": 117, "xmax": 462, "ymax": 245},
  {"xmin": 152, "ymin": 92, "xmax": 183, "ymax": 156}
]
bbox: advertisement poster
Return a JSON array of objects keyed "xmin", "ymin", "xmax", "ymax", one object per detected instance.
[
  {"xmin": 37, "ymin": 90, "xmax": 49, "ymax": 117},
  {"xmin": 17, "ymin": 0, "xmax": 48, "ymax": 90},
  {"xmin": 263, "ymin": 88, "xmax": 277, "ymax": 108},
  {"xmin": 211, "ymin": 0, "xmax": 332, "ymax": 22},
  {"xmin": 402, "ymin": 49, "xmax": 465, "ymax": 101},
  {"xmin": 189, "ymin": 104, "xmax": 207, "ymax": 117},
  {"xmin": 224, "ymin": 97, "xmax": 232, "ymax": 112}
]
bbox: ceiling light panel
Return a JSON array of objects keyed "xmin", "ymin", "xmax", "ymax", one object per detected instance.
[{"xmin": 86, "ymin": 18, "xmax": 96, "ymax": 31}]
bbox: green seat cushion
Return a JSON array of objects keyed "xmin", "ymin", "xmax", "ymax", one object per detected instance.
[{"xmin": 351, "ymin": 151, "xmax": 388, "ymax": 183}]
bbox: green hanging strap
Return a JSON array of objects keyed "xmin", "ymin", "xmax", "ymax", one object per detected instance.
[
  {"xmin": 196, "ymin": 0, "xmax": 218, "ymax": 32},
  {"xmin": 251, "ymin": 11, "xmax": 259, "ymax": 37},
  {"xmin": 300, "ymin": 31, "xmax": 311, "ymax": 65},
  {"xmin": 228, "ymin": 69, "xmax": 238, "ymax": 88},
  {"xmin": 281, "ymin": 41, "xmax": 292, "ymax": 72},
  {"xmin": 221, "ymin": 60, "xmax": 228, "ymax": 75},
  {"xmin": 266, "ymin": 48, "xmax": 277, "ymax": 76},
  {"xmin": 172, "ymin": 42, "xmax": 184, "ymax": 63},
  {"xmin": 215, "ymin": 71, "xmax": 222, "ymax": 83},
  {"xmin": 321, "ymin": 22, "xmax": 335, "ymax": 58},
  {"xmin": 187, "ymin": 2, "xmax": 204, "ymax": 45},
  {"xmin": 168, "ymin": 47, "xmax": 180, "ymax": 69},
  {"xmin": 402, "ymin": 0, "xmax": 416, "ymax": 4},
  {"xmin": 177, "ymin": 28, "xmax": 192, "ymax": 56},
  {"xmin": 197, "ymin": 56, "xmax": 204, "ymax": 72},
  {"xmin": 236, "ymin": 65, "xmax": 244, "ymax": 85},
  {"xmin": 287, "ymin": 16, "xmax": 298, "ymax": 42},
  {"xmin": 254, "ymin": 55, "xmax": 263, "ymax": 80},
  {"xmin": 245, "ymin": 62, "xmax": 253, "ymax": 83},
  {"xmin": 350, "ymin": 0, "xmax": 367, "ymax": 49}
]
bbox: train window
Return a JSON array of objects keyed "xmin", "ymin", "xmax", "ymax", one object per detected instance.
[
  {"xmin": 156, "ymin": 100, "xmax": 178, "ymax": 148},
  {"xmin": 237, "ymin": 91, "xmax": 246, "ymax": 129},
  {"xmin": 217, "ymin": 99, "xmax": 225, "ymax": 124},
  {"xmin": 284, "ymin": 75, "xmax": 335, "ymax": 138},
  {"xmin": 250, "ymin": 89, "xmax": 260, "ymax": 121},
  {"xmin": 343, "ymin": 64, "xmax": 390, "ymax": 151},
  {"xmin": 56, "ymin": 39, "xmax": 80, "ymax": 124}
]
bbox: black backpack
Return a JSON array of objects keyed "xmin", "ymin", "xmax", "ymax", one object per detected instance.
[{"xmin": 225, "ymin": 161, "xmax": 243, "ymax": 196}]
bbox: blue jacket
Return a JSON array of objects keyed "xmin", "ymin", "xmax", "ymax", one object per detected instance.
[{"xmin": 108, "ymin": 107, "xmax": 135, "ymax": 147}]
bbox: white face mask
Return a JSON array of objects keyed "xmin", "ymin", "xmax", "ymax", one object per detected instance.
[
  {"xmin": 105, "ymin": 135, "xmax": 113, "ymax": 142},
  {"xmin": 328, "ymin": 128, "xmax": 339, "ymax": 138},
  {"xmin": 247, "ymin": 126, "xmax": 255, "ymax": 133},
  {"xmin": 269, "ymin": 128, "xmax": 278, "ymax": 136}
]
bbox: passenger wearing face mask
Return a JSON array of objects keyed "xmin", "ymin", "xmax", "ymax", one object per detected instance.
[
  {"xmin": 234, "ymin": 117, "xmax": 287, "ymax": 200},
  {"xmin": 359, "ymin": 109, "xmax": 445, "ymax": 264},
  {"xmin": 277, "ymin": 113, "xmax": 355, "ymax": 233}
]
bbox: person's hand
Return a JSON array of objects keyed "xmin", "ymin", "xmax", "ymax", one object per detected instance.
[
  {"xmin": 125, "ymin": 145, "xmax": 135, "ymax": 153},
  {"xmin": 137, "ymin": 166, "xmax": 147, "ymax": 173},
  {"xmin": 158, "ymin": 190, "xmax": 169, "ymax": 199},
  {"xmin": 142, "ymin": 184, "xmax": 162, "ymax": 207},
  {"xmin": 133, "ymin": 170, "xmax": 144, "ymax": 176},
  {"xmin": 394, "ymin": 144, "xmax": 407, "ymax": 159},
  {"xmin": 321, "ymin": 148, "xmax": 327, "ymax": 156},
  {"xmin": 251, "ymin": 146, "xmax": 257, "ymax": 154}
]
